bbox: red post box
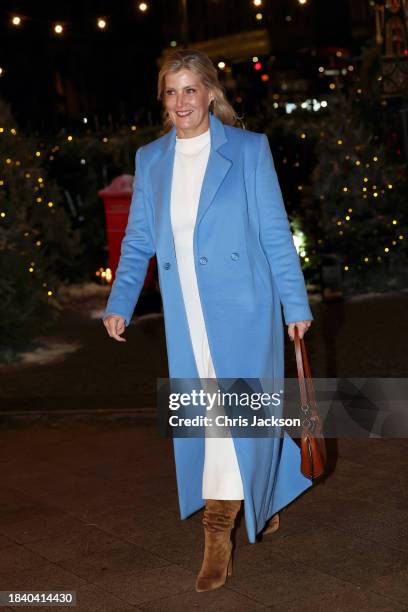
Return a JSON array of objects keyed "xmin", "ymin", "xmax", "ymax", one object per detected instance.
[{"xmin": 99, "ymin": 174, "xmax": 156, "ymax": 287}]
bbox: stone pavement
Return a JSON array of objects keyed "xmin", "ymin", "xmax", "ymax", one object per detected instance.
[
  {"xmin": 0, "ymin": 424, "xmax": 407, "ymax": 611},
  {"xmin": 0, "ymin": 287, "xmax": 408, "ymax": 610}
]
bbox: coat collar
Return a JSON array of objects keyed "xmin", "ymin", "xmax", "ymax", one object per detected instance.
[
  {"xmin": 152, "ymin": 112, "xmax": 232, "ymax": 257},
  {"xmin": 159, "ymin": 111, "xmax": 228, "ymax": 154}
]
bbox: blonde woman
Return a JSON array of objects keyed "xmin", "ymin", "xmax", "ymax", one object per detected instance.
[{"xmin": 103, "ymin": 49, "xmax": 313, "ymax": 592}]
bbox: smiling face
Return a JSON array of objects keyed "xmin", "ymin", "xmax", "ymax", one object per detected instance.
[{"xmin": 163, "ymin": 68, "xmax": 213, "ymax": 138}]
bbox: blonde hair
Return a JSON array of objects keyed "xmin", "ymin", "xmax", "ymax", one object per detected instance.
[{"xmin": 157, "ymin": 48, "xmax": 240, "ymax": 131}]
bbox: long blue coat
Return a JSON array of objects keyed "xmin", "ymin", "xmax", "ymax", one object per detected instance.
[{"xmin": 104, "ymin": 111, "xmax": 314, "ymax": 543}]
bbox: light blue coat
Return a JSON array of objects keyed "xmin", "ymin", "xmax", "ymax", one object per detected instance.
[{"xmin": 104, "ymin": 111, "xmax": 314, "ymax": 543}]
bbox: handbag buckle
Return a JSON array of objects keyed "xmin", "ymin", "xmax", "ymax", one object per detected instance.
[{"xmin": 301, "ymin": 416, "xmax": 316, "ymax": 432}]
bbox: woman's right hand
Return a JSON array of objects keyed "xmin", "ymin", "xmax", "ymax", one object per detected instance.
[{"xmin": 103, "ymin": 315, "xmax": 127, "ymax": 342}]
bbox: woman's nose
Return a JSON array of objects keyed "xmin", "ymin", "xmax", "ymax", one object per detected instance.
[{"xmin": 176, "ymin": 93, "xmax": 186, "ymax": 108}]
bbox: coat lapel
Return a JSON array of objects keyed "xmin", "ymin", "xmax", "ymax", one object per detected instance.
[{"xmin": 150, "ymin": 112, "xmax": 232, "ymax": 257}]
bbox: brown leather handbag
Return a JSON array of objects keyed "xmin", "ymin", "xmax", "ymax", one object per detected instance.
[{"xmin": 293, "ymin": 326, "xmax": 327, "ymax": 480}]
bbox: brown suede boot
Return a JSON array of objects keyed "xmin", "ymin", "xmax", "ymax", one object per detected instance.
[
  {"xmin": 195, "ymin": 499, "xmax": 241, "ymax": 593},
  {"xmin": 263, "ymin": 512, "xmax": 280, "ymax": 535}
]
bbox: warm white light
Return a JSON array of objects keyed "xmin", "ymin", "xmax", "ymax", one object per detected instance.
[
  {"xmin": 0, "ymin": 67, "xmax": 3, "ymax": 76},
  {"xmin": 54, "ymin": 23, "xmax": 64, "ymax": 34},
  {"xmin": 218, "ymin": 61, "xmax": 226, "ymax": 69},
  {"xmin": 170, "ymin": 40, "xmax": 177, "ymax": 47},
  {"xmin": 11, "ymin": 16, "xmax": 21, "ymax": 26},
  {"xmin": 298, "ymin": 0, "xmax": 308, "ymax": 4},
  {"xmin": 255, "ymin": 12, "xmax": 263, "ymax": 20},
  {"xmin": 97, "ymin": 18, "xmax": 107, "ymax": 29},
  {"xmin": 293, "ymin": 231, "xmax": 305, "ymax": 254},
  {"xmin": 138, "ymin": 2, "xmax": 148, "ymax": 11},
  {"xmin": 320, "ymin": 100, "xmax": 328, "ymax": 107},
  {"xmin": 252, "ymin": 56, "xmax": 259, "ymax": 63},
  {"xmin": 253, "ymin": 0, "xmax": 262, "ymax": 5}
]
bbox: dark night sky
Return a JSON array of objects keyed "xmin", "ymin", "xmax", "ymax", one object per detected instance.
[{"xmin": 0, "ymin": 1, "xmax": 370, "ymax": 130}]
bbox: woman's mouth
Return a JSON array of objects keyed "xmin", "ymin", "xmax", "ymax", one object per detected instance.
[{"xmin": 175, "ymin": 110, "xmax": 193, "ymax": 117}]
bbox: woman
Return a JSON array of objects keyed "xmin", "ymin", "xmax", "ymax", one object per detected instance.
[{"xmin": 103, "ymin": 49, "xmax": 313, "ymax": 592}]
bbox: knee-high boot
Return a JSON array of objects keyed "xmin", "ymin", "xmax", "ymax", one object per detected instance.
[{"xmin": 195, "ymin": 499, "xmax": 241, "ymax": 593}]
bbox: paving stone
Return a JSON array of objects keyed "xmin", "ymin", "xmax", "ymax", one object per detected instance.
[
  {"xmin": 139, "ymin": 585, "xmax": 268, "ymax": 610},
  {"xmin": 92, "ymin": 564, "xmax": 197, "ymax": 607},
  {"xmin": 267, "ymin": 580, "xmax": 406, "ymax": 611},
  {"xmin": 24, "ymin": 523, "xmax": 127, "ymax": 563},
  {"xmin": 58, "ymin": 542, "xmax": 169, "ymax": 582}
]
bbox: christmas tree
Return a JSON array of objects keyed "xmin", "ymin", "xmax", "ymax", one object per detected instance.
[
  {"xmin": 0, "ymin": 98, "xmax": 82, "ymax": 359},
  {"xmin": 307, "ymin": 95, "xmax": 408, "ymax": 295}
]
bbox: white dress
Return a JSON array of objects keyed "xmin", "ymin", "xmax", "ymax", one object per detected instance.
[{"xmin": 170, "ymin": 127, "xmax": 244, "ymax": 500}]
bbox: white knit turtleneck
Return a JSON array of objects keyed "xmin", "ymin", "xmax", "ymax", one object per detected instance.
[
  {"xmin": 170, "ymin": 127, "xmax": 211, "ymax": 379},
  {"xmin": 169, "ymin": 125, "xmax": 244, "ymax": 501}
]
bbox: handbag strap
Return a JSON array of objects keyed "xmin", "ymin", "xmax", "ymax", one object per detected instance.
[{"xmin": 293, "ymin": 326, "xmax": 317, "ymax": 417}]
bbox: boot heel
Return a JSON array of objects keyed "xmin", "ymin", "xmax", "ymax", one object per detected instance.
[{"xmin": 227, "ymin": 553, "xmax": 233, "ymax": 577}]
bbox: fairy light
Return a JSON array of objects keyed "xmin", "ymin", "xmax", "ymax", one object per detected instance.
[
  {"xmin": 138, "ymin": 2, "xmax": 148, "ymax": 11},
  {"xmin": 67, "ymin": 135, "xmax": 73, "ymax": 141},
  {"xmin": 97, "ymin": 18, "xmax": 107, "ymax": 30},
  {"xmin": 54, "ymin": 23, "xmax": 64, "ymax": 35},
  {"xmin": 11, "ymin": 15, "xmax": 22, "ymax": 26},
  {"xmin": 255, "ymin": 13, "xmax": 263, "ymax": 20}
]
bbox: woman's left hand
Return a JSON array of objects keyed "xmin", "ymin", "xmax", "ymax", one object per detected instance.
[{"xmin": 287, "ymin": 320, "xmax": 312, "ymax": 341}]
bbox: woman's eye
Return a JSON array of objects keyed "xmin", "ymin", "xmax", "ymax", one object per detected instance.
[
  {"xmin": 187, "ymin": 88, "xmax": 196, "ymax": 94},
  {"xmin": 166, "ymin": 90, "xmax": 174, "ymax": 95}
]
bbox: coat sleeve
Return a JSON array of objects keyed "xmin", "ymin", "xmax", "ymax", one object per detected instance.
[
  {"xmin": 254, "ymin": 133, "xmax": 313, "ymax": 325},
  {"xmin": 103, "ymin": 146, "xmax": 155, "ymax": 326}
]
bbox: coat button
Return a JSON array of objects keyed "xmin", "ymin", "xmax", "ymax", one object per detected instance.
[
  {"xmin": 163, "ymin": 262, "xmax": 171, "ymax": 270},
  {"xmin": 199, "ymin": 256, "xmax": 208, "ymax": 265},
  {"xmin": 231, "ymin": 252, "xmax": 239, "ymax": 261}
]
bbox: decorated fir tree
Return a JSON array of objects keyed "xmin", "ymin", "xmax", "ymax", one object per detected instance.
[
  {"xmin": 307, "ymin": 96, "xmax": 408, "ymax": 296},
  {"xmin": 0, "ymin": 98, "xmax": 82, "ymax": 358}
]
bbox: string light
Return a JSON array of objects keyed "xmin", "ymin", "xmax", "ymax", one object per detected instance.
[
  {"xmin": 97, "ymin": 18, "xmax": 107, "ymax": 30},
  {"xmin": 11, "ymin": 15, "xmax": 22, "ymax": 26},
  {"xmin": 255, "ymin": 13, "xmax": 263, "ymax": 20},
  {"xmin": 138, "ymin": 2, "xmax": 148, "ymax": 11},
  {"xmin": 54, "ymin": 23, "xmax": 64, "ymax": 35}
]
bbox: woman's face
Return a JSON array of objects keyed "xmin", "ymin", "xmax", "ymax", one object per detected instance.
[{"xmin": 163, "ymin": 68, "xmax": 213, "ymax": 138}]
